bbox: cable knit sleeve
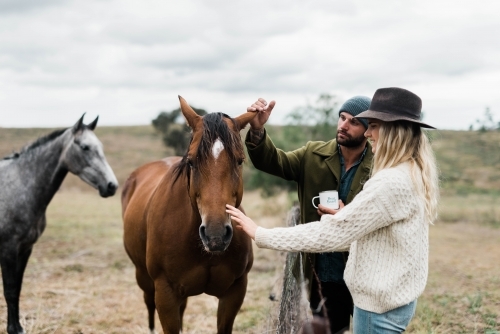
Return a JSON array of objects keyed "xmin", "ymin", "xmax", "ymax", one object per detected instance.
[{"xmin": 255, "ymin": 165, "xmax": 417, "ymax": 252}]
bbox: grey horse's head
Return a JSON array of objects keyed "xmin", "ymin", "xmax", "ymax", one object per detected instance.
[{"xmin": 62, "ymin": 115, "xmax": 118, "ymax": 197}]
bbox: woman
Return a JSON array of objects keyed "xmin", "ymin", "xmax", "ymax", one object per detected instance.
[{"xmin": 226, "ymin": 87, "xmax": 439, "ymax": 333}]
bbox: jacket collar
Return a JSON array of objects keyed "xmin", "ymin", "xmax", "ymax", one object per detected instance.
[
  {"xmin": 313, "ymin": 139, "xmax": 373, "ymax": 184},
  {"xmin": 312, "ymin": 139, "xmax": 339, "ymax": 157}
]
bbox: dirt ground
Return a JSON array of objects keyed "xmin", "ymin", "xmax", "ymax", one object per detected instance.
[
  {"xmin": 408, "ymin": 222, "xmax": 500, "ymax": 333},
  {"xmin": 0, "ymin": 189, "xmax": 498, "ymax": 333}
]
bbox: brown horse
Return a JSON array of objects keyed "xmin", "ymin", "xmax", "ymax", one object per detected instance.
[{"xmin": 122, "ymin": 96, "xmax": 256, "ymax": 334}]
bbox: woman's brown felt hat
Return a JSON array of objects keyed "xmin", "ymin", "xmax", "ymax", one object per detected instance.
[{"xmin": 357, "ymin": 87, "xmax": 436, "ymax": 129}]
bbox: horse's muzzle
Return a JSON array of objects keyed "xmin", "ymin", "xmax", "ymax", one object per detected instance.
[
  {"xmin": 99, "ymin": 181, "xmax": 118, "ymax": 198},
  {"xmin": 199, "ymin": 223, "xmax": 233, "ymax": 252}
]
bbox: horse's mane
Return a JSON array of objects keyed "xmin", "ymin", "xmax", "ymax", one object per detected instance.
[
  {"xmin": 2, "ymin": 128, "xmax": 67, "ymax": 160},
  {"xmin": 173, "ymin": 112, "xmax": 244, "ymax": 183}
]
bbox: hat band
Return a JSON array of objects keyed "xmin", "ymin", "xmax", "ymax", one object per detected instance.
[{"xmin": 369, "ymin": 105, "xmax": 421, "ymax": 121}]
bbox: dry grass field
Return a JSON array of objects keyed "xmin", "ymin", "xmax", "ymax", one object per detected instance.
[
  {"xmin": 0, "ymin": 189, "xmax": 290, "ymax": 334},
  {"xmin": 0, "ymin": 125, "xmax": 499, "ymax": 333}
]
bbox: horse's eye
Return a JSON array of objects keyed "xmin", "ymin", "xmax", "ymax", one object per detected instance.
[
  {"xmin": 80, "ymin": 144, "xmax": 90, "ymax": 151},
  {"xmin": 187, "ymin": 160, "xmax": 193, "ymax": 168},
  {"xmin": 237, "ymin": 159, "xmax": 244, "ymax": 165}
]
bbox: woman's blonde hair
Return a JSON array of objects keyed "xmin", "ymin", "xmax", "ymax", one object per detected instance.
[{"xmin": 372, "ymin": 121, "xmax": 439, "ymax": 224}]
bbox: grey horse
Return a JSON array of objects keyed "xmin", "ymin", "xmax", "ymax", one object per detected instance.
[{"xmin": 0, "ymin": 115, "xmax": 118, "ymax": 334}]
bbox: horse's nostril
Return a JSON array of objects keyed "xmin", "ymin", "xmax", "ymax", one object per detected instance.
[
  {"xmin": 199, "ymin": 225, "xmax": 207, "ymax": 239},
  {"xmin": 223, "ymin": 225, "xmax": 233, "ymax": 242},
  {"xmin": 107, "ymin": 182, "xmax": 117, "ymax": 193}
]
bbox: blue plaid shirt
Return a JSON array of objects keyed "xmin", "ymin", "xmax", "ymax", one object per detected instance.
[{"xmin": 316, "ymin": 145, "xmax": 368, "ymax": 282}]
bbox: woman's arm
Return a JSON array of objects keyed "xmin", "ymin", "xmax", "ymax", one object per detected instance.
[{"xmin": 227, "ymin": 166, "xmax": 417, "ymax": 253}]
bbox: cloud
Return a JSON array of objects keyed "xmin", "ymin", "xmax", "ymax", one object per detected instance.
[
  {"xmin": 0, "ymin": 0, "xmax": 63, "ymax": 14},
  {"xmin": 1, "ymin": 0, "xmax": 500, "ymax": 129}
]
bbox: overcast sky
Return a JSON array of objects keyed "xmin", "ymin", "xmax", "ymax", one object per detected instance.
[{"xmin": 1, "ymin": 0, "xmax": 499, "ymax": 129}]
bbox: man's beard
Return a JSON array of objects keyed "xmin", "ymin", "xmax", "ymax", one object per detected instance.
[{"xmin": 336, "ymin": 131, "xmax": 366, "ymax": 148}]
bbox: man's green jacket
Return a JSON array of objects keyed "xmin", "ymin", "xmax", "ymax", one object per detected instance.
[{"xmin": 245, "ymin": 129, "xmax": 373, "ymax": 291}]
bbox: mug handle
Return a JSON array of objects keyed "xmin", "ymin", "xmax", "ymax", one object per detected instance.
[{"xmin": 312, "ymin": 196, "xmax": 320, "ymax": 209}]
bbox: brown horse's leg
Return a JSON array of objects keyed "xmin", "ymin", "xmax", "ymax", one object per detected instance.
[
  {"xmin": 135, "ymin": 268, "xmax": 156, "ymax": 332},
  {"xmin": 216, "ymin": 274, "xmax": 248, "ymax": 334},
  {"xmin": 154, "ymin": 278, "xmax": 183, "ymax": 334},
  {"xmin": 179, "ymin": 298, "xmax": 188, "ymax": 330},
  {"xmin": 144, "ymin": 291, "xmax": 156, "ymax": 332}
]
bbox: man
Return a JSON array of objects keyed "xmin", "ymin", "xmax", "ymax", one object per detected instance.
[{"xmin": 245, "ymin": 96, "xmax": 373, "ymax": 334}]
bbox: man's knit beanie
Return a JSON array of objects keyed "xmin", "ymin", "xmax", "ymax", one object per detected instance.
[{"xmin": 338, "ymin": 96, "xmax": 371, "ymax": 128}]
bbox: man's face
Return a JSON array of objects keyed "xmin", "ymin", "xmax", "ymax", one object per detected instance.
[{"xmin": 336, "ymin": 112, "xmax": 367, "ymax": 148}]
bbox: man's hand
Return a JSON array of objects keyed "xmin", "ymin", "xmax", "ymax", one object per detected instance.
[
  {"xmin": 247, "ymin": 98, "xmax": 276, "ymax": 130},
  {"xmin": 317, "ymin": 200, "xmax": 345, "ymax": 216}
]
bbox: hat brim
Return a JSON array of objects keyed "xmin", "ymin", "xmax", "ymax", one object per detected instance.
[{"xmin": 356, "ymin": 110, "xmax": 436, "ymax": 129}]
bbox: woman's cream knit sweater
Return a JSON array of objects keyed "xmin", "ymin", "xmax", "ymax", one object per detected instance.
[{"xmin": 255, "ymin": 162, "xmax": 429, "ymax": 313}]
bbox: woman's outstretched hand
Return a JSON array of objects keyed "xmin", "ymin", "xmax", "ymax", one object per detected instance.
[{"xmin": 226, "ymin": 204, "xmax": 258, "ymax": 240}]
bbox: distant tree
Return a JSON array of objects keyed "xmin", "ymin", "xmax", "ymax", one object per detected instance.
[
  {"xmin": 471, "ymin": 107, "xmax": 499, "ymax": 132},
  {"xmin": 285, "ymin": 93, "xmax": 339, "ymax": 142},
  {"xmin": 152, "ymin": 106, "xmax": 207, "ymax": 155}
]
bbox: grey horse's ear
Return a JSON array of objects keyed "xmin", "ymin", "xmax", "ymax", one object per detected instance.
[
  {"xmin": 88, "ymin": 116, "xmax": 99, "ymax": 131},
  {"xmin": 72, "ymin": 113, "xmax": 86, "ymax": 134}
]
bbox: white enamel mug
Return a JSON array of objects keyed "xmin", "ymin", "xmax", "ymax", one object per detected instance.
[{"xmin": 312, "ymin": 190, "xmax": 339, "ymax": 210}]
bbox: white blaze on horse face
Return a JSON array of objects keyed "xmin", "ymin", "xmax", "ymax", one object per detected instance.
[{"xmin": 211, "ymin": 138, "xmax": 224, "ymax": 160}]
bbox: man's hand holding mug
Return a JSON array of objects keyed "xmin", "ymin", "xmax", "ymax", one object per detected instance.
[{"xmin": 312, "ymin": 190, "xmax": 344, "ymax": 216}]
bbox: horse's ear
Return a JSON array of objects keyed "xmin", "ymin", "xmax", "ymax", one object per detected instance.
[
  {"xmin": 234, "ymin": 111, "xmax": 258, "ymax": 131},
  {"xmin": 179, "ymin": 96, "xmax": 201, "ymax": 130},
  {"xmin": 72, "ymin": 113, "xmax": 86, "ymax": 134},
  {"xmin": 87, "ymin": 116, "xmax": 99, "ymax": 131}
]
